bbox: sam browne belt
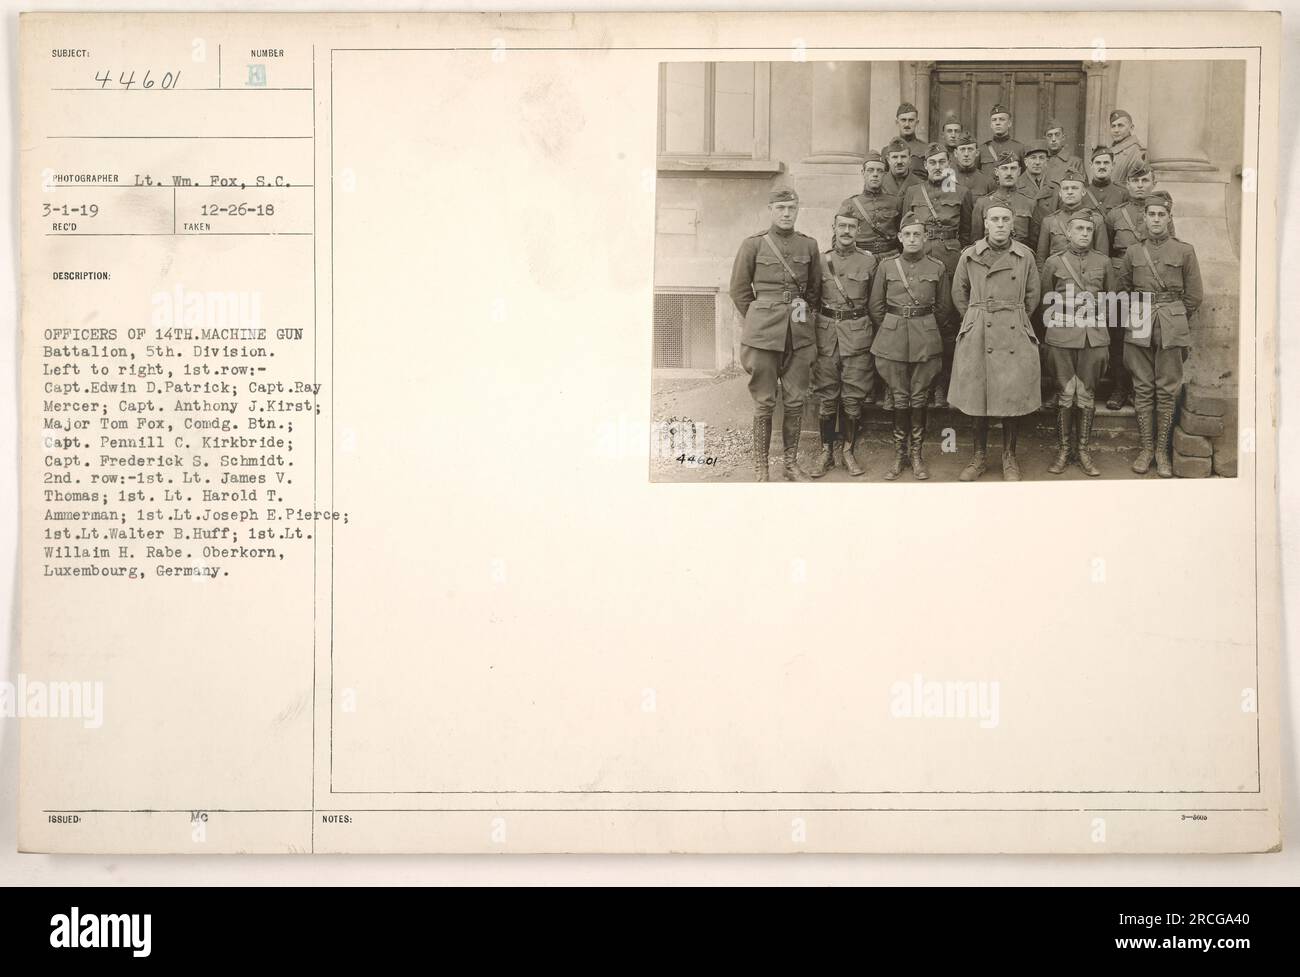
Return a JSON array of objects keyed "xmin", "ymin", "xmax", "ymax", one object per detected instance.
[
  {"xmin": 886, "ymin": 302, "xmax": 935, "ymax": 317},
  {"xmin": 819, "ymin": 305, "xmax": 865, "ymax": 321}
]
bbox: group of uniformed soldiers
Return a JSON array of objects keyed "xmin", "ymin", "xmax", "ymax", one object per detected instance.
[{"xmin": 729, "ymin": 102, "xmax": 1204, "ymax": 482}]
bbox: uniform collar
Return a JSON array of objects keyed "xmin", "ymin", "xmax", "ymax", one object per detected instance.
[{"xmin": 973, "ymin": 237, "xmax": 1022, "ymax": 262}]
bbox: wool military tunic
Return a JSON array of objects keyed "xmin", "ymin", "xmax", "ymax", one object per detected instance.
[
  {"xmin": 1045, "ymin": 150, "xmax": 1085, "ymax": 187},
  {"xmin": 1108, "ymin": 134, "xmax": 1147, "ymax": 187},
  {"xmin": 868, "ymin": 253, "xmax": 952, "ymax": 364},
  {"xmin": 948, "ymin": 238, "xmax": 1043, "ymax": 417},
  {"xmin": 902, "ymin": 181, "xmax": 973, "ymax": 276},
  {"xmin": 1083, "ymin": 180, "xmax": 1127, "ymax": 216},
  {"xmin": 1115, "ymin": 236, "xmax": 1203, "ymax": 350},
  {"xmin": 1040, "ymin": 249, "xmax": 1114, "ymax": 348},
  {"xmin": 954, "ymin": 165, "xmax": 995, "ymax": 199},
  {"xmin": 1105, "ymin": 202, "xmax": 1178, "ymax": 263},
  {"xmin": 728, "ymin": 227, "xmax": 823, "ymax": 352},
  {"xmin": 972, "ymin": 189, "xmax": 1037, "ymax": 246},
  {"xmin": 817, "ymin": 248, "xmax": 877, "ymax": 356},
  {"xmin": 1035, "ymin": 206, "xmax": 1111, "ymax": 266},
  {"xmin": 839, "ymin": 189, "xmax": 903, "ymax": 257},
  {"xmin": 979, "ymin": 136, "xmax": 1026, "ymax": 176},
  {"xmin": 883, "ymin": 170, "xmax": 922, "ymax": 199}
]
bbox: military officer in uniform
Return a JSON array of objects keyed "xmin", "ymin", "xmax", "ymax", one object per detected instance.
[
  {"xmin": 1039, "ymin": 212, "xmax": 1116, "ymax": 476},
  {"xmin": 972, "ymin": 152, "xmax": 1037, "ymax": 247},
  {"xmin": 728, "ymin": 187, "xmax": 823, "ymax": 482},
  {"xmin": 1083, "ymin": 145, "xmax": 1129, "ymax": 215},
  {"xmin": 839, "ymin": 151, "xmax": 903, "ymax": 262},
  {"xmin": 953, "ymin": 130, "xmax": 995, "ymax": 199},
  {"xmin": 810, "ymin": 212, "xmax": 878, "ymax": 478},
  {"xmin": 889, "ymin": 102, "xmax": 929, "ymax": 178},
  {"xmin": 979, "ymin": 104, "xmax": 1025, "ymax": 177},
  {"xmin": 869, "ymin": 211, "xmax": 955, "ymax": 480},
  {"xmin": 883, "ymin": 138, "xmax": 922, "ymax": 198},
  {"xmin": 1107, "ymin": 109, "xmax": 1147, "ymax": 187},
  {"xmin": 949, "ymin": 201, "xmax": 1043, "ymax": 481},
  {"xmin": 1115, "ymin": 190, "xmax": 1203, "ymax": 478},
  {"xmin": 1036, "ymin": 169, "xmax": 1110, "ymax": 265},
  {"xmin": 841, "ymin": 150, "xmax": 904, "ymax": 411},
  {"xmin": 1043, "ymin": 118, "xmax": 1084, "ymax": 186},
  {"xmin": 903, "ymin": 143, "xmax": 972, "ymax": 408},
  {"xmin": 1104, "ymin": 163, "xmax": 1173, "ymax": 410},
  {"xmin": 1016, "ymin": 139, "xmax": 1060, "ymax": 243},
  {"xmin": 940, "ymin": 114, "xmax": 964, "ymax": 160}
]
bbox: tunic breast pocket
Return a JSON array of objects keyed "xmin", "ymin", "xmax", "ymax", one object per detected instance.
[
  {"xmin": 1159, "ymin": 259, "xmax": 1185, "ymax": 289},
  {"xmin": 754, "ymin": 253, "xmax": 785, "ymax": 287}
]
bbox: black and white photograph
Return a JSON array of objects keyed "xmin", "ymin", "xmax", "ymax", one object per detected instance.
[{"xmin": 651, "ymin": 58, "xmax": 1246, "ymax": 482}]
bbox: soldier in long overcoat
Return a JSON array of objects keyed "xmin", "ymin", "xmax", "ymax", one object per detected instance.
[{"xmin": 948, "ymin": 201, "xmax": 1042, "ymax": 481}]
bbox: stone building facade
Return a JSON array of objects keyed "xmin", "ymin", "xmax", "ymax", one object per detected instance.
[{"xmin": 653, "ymin": 59, "xmax": 1245, "ymax": 390}]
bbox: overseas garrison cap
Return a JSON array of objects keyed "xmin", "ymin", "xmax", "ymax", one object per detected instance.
[
  {"xmin": 896, "ymin": 102, "xmax": 919, "ymax": 116},
  {"xmin": 1109, "ymin": 109, "xmax": 1133, "ymax": 124},
  {"xmin": 942, "ymin": 115, "xmax": 962, "ymax": 128},
  {"xmin": 1059, "ymin": 168, "xmax": 1086, "ymax": 185},
  {"xmin": 862, "ymin": 150, "xmax": 885, "ymax": 166},
  {"xmin": 956, "ymin": 129, "xmax": 978, "ymax": 149},
  {"xmin": 1066, "ymin": 211, "xmax": 1096, "ymax": 226},
  {"xmin": 898, "ymin": 210, "xmax": 927, "ymax": 230},
  {"xmin": 1144, "ymin": 190, "xmax": 1174, "ymax": 212},
  {"xmin": 984, "ymin": 201, "xmax": 1014, "ymax": 217},
  {"xmin": 1024, "ymin": 139, "xmax": 1049, "ymax": 156},
  {"xmin": 769, "ymin": 187, "xmax": 799, "ymax": 204},
  {"xmin": 925, "ymin": 142, "xmax": 948, "ymax": 161},
  {"xmin": 995, "ymin": 151, "xmax": 1019, "ymax": 167},
  {"xmin": 1126, "ymin": 163, "xmax": 1153, "ymax": 181},
  {"xmin": 1044, "ymin": 118, "xmax": 1064, "ymax": 133},
  {"xmin": 1090, "ymin": 144, "xmax": 1113, "ymax": 161},
  {"xmin": 885, "ymin": 138, "xmax": 909, "ymax": 154},
  {"xmin": 990, "ymin": 103, "xmax": 1010, "ymax": 117}
]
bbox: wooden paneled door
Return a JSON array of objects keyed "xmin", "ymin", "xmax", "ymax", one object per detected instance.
[{"xmin": 930, "ymin": 62, "xmax": 1088, "ymax": 162}]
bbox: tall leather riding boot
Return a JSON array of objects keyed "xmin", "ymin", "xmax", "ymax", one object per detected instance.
[
  {"xmin": 1077, "ymin": 406, "xmax": 1101, "ymax": 476},
  {"xmin": 1047, "ymin": 403, "xmax": 1072, "ymax": 474},
  {"xmin": 932, "ymin": 378, "xmax": 948, "ymax": 409},
  {"xmin": 1106, "ymin": 383, "xmax": 1127, "ymax": 411},
  {"xmin": 842, "ymin": 414, "xmax": 865, "ymax": 477},
  {"xmin": 811, "ymin": 414, "xmax": 836, "ymax": 478},
  {"xmin": 782, "ymin": 410, "xmax": 812, "ymax": 482},
  {"xmin": 1155, "ymin": 404, "xmax": 1175, "ymax": 478},
  {"xmin": 959, "ymin": 416, "xmax": 989, "ymax": 482},
  {"xmin": 1001, "ymin": 416, "xmax": 1021, "ymax": 481},
  {"xmin": 884, "ymin": 403, "xmax": 909, "ymax": 480},
  {"xmin": 832, "ymin": 406, "xmax": 847, "ymax": 471},
  {"xmin": 1131, "ymin": 407, "xmax": 1155, "ymax": 474},
  {"xmin": 752, "ymin": 416, "xmax": 771, "ymax": 482},
  {"xmin": 909, "ymin": 403, "xmax": 930, "ymax": 480}
]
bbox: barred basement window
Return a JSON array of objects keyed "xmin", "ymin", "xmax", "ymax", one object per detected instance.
[{"xmin": 653, "ymin": 290, "xmax": 716, "ymax": 369}]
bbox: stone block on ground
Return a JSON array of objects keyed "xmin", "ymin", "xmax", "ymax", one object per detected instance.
[
  {"xmin": 1173, "ymin": 426, "xmax": 1213, "ymax": 458},
  {"xmin": 1183, "ymin": 385, "xmax": 1227, "ymax": 416},
  {"xmin": 1179, "ymin": 408, "xmax": 1225, "ymax": 438},
  {"xmin": 1173, "ymin": 452, "xmax": 1213, "ymax": 478},
  {"xmin": 1212, "ymin": 433, "xmax": 1239, "ymax": 477}
]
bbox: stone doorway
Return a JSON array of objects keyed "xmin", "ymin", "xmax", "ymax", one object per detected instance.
[{"xmin": 930, "ymin": 61, "xmax": 1089, "ymax": 161}]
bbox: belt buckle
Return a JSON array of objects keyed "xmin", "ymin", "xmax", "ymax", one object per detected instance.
[{"xmin": 782, "ymin": 289, "xmax": 792, "ymax": 303}]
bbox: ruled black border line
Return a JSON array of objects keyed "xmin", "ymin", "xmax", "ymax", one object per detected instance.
[{"xmin": 319, "ymin": 45, "xmax": 1264, "ymax": 809}]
